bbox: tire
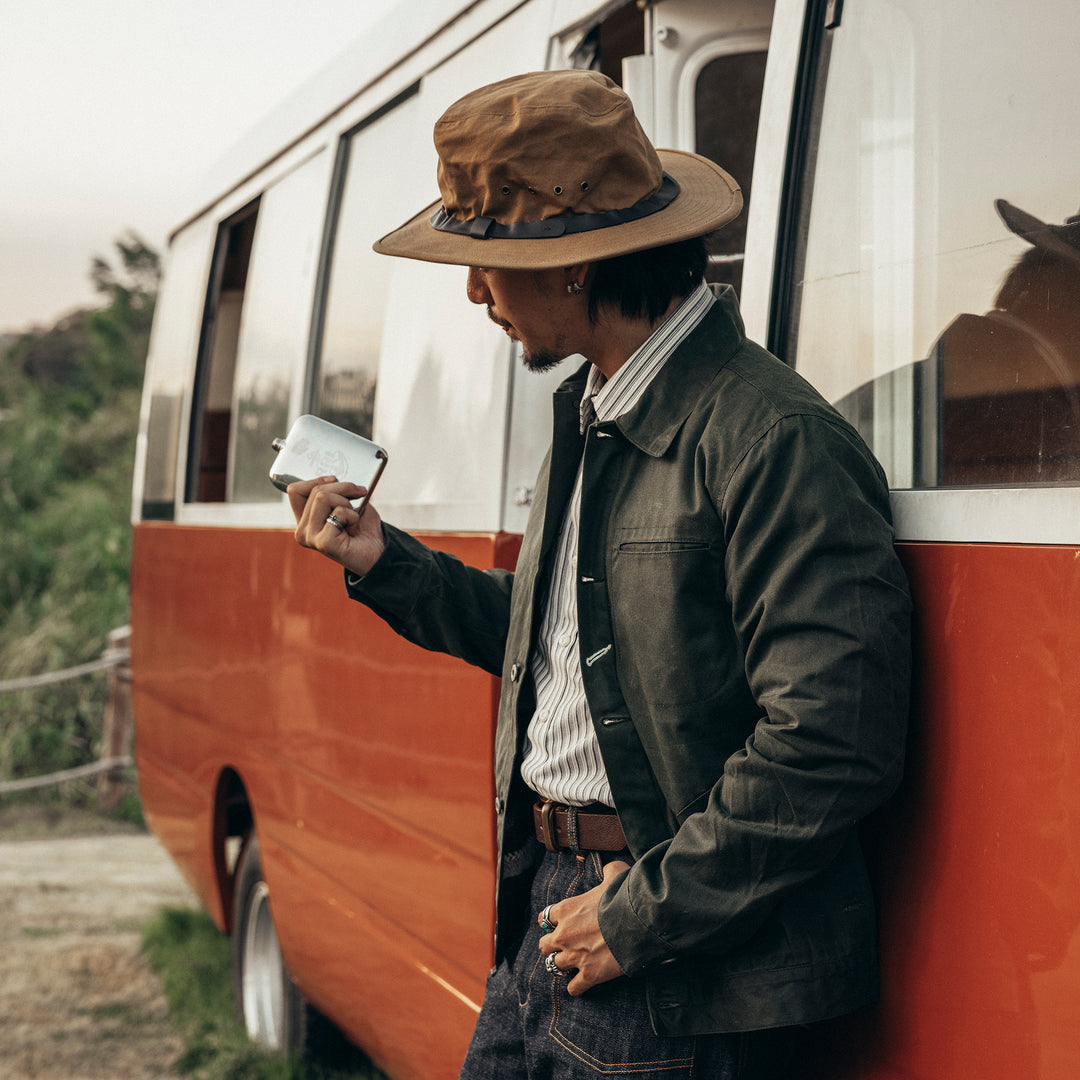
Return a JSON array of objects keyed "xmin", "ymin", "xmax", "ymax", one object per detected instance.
[{"xmin": 231, "ymin": 833, "xmax": 314, "ymax": 1054}]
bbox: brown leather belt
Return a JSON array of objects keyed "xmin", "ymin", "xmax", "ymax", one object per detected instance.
[{"xmin": 533, "ymin": 800, "xmax": 627, "ymax": 853}]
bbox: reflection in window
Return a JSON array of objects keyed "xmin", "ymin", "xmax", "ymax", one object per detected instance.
[
  {"xmin": 925, "ymin": 205, "xmax": 1080, "ymax": 485},
  {"xmin": 785, "ymin": 0, "xmax": 1080, "ymax": 488},
  {"xmin": 228, "ymin": 153, "xmax": 328, "ymax": 502},
  {"xmin": 695, "ymin": 50, "xmax": 767, "ymax": 297},
  {"xmin": 314, "ymin": 90, "xmax": 422, "ymax": 439}
]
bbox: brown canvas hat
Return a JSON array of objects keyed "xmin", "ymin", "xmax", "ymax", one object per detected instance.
[
  {"xmin": 373, "ymin": 70, "xmax": 742, "ymax": 269},
  {"xmin": 996, "ymin": 198, "xmax": 1080, "ymax": 265}
]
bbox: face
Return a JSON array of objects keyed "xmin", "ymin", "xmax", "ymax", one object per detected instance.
[{"xmin": 466, "ymin": 266, "xmax": 583, "ymax": 373}]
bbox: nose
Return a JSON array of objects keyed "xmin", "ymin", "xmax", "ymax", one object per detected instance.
[{"xmin": 466, "ymin": 267, "xmax": 491, "ymax": 306}]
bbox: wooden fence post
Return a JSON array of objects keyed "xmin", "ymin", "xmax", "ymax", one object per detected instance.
[{"xmin": 97, "ymin": 625, "xmax": 132, "ymax": 811}]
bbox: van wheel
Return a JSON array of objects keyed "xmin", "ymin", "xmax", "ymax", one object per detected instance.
[{"xmin": 231, "ymin": 834, "xmax": 312, "ymax": 1054}]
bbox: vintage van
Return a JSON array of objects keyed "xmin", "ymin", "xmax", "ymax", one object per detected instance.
[{"xmin": 132, "ymin": 1, "xmax": 1080, "ymax": 1077}]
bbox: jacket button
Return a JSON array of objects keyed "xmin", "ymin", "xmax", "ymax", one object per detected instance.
[
  {"xmin": 495, "ymin": 796, "xmax": 505, "ymax": 815},
  {"xmin": 510, "ymin": 662, "xmax": 522, "ymax": 681}
]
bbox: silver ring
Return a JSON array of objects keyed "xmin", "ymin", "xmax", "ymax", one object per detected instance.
[
  {"xmin": 539, "ymin": 905, "xmax": 555, "ymax": 934},
  {"xmin": 545, "ymin": 952, "xmax": 568, "ymax": 977},
  {"xmin": 325, "ymin": 513, "xmax": 346, "ymax": 531}
]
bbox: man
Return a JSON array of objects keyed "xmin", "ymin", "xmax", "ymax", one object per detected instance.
[{"xmin": 290, "ymin": 70, "xmax": 911, "ymax": 1079}]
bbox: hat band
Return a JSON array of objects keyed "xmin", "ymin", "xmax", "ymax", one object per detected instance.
[{"xmin": 430, "ymin": 174, "xmax": 680, "ymax": 241}]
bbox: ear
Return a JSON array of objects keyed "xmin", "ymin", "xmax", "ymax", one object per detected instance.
[{"xmin": 565, "ymin": 262, "xmax": 592, "ymax": 293}]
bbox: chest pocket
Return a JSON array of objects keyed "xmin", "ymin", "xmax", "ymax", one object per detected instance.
[{"xmin": 609, "ymin": 533, "xmax": 730, "ymax": 708}]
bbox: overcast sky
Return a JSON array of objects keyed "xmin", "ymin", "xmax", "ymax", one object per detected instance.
[{"xmin": 0, "ymin": 0, "xmax": 396, "ymax": 333}]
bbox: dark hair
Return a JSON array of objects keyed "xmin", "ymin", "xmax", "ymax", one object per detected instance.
[
  {"xmin": 995, "ymin": 245, "xmax": 1080, "ymax": 316},
  {"xmin": 587, "ymin": 236, "xmax": 708, "ymax": 325},
  {"xmin": 994, "ymin": 245, "xmax": 1080, "ymax": 343}
]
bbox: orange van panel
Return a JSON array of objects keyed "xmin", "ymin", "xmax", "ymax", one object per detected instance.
[
  {"xmin": 806, "ymin": 541, "xmax": 1080, "ymax": 1080},
  {"xmin": 133, "ymin": 527, "xmax": 1080, "ymax": 1079},
  {"xmin": 132, "ymin": 523, "xmax": 518, "ymax": 1078}
]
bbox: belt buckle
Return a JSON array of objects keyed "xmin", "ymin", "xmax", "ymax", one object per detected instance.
[{"xmin": 538, "ymin": 800, "xmax": 559, "ymax": 852}]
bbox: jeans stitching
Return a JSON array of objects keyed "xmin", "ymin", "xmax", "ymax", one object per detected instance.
[{"xmin": 544, "ymin": 852, "xmax": 694, "ymax": 1075}]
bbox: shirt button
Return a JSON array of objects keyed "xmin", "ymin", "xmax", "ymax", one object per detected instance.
[{"xmin": 558, "ymin": 633, "xmax": 572, "ymax": 648}]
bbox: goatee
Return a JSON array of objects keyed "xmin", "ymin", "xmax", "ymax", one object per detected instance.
[
  {"xmin": 486, "ymin": 306, "xmax": 565, "ymax": 373},
  {"xmin": 521, "ymin": 347, "xmax": 564, "ymax": 374}
]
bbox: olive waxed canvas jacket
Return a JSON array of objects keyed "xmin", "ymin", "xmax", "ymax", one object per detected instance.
[{"xmin": 347, "ymin": 286, "xmax": 912, "ymax": 1035}]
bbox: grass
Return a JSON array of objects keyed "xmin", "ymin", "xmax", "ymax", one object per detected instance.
[
  {"xmin": 141, "ymin": 907, "xmax": 388, "ymax": 1080},
  {"xmin": 0, "ymin": 797, "xmax": 146, "ymax": 840}
]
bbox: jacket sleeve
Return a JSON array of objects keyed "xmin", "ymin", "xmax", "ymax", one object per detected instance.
[
  {"xmin": 599, "ymin": 413, "xmax": 912, "ymax": 973},
  {"xmin": 344, "ymin": 523, "xmax": 513, "ymax": 677}
]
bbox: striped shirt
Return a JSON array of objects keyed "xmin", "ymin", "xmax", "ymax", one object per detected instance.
[{"xmin": 521, "ymin": 281, "xmax": 716, "ymax": 806}]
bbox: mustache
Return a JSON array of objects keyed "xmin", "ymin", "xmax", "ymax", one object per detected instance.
[{"xmin": 486, "ymin": 307, "xmax": 511, "ymax": 332}]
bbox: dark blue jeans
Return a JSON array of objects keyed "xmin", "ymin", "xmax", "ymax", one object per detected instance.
[{"xmin": 459, "ymin": 847, "xmax": 799, "ymax": 1079}]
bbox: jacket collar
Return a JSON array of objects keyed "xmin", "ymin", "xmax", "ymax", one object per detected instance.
[{"xmin": 553, "ymin": 284, "xmax": 746, "ymax": 458}]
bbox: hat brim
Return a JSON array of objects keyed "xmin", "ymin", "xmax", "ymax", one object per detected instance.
[
  {"xmin": 372, "ymin": 149, "xmax": 742, "ymax": 269},
  {"xmin": 996, "ymin": 198, "xmax": 1080, "ymax": 265}
]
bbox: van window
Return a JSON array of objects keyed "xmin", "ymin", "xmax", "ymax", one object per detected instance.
[
  {"xmin": 228, "ymin": 152, "xmax": 328, "ymax": 502},
  {"xmin": 138, "ymin": 220, "xmax": 215, "ymax": 519},
  {"xmin": 311, "ymin": 90, "xmax": 422, "ymax": 439},
  {"xmin": 697, "ymin": 49, "xmax": 767, "ymax": 296},
  {"xmin": 187, "ymin": 202, "xmax": 259, "ymax": 502},
  {"xmin": 784, "ymin": 0, "xmax": 1080, "ymax": 488}
]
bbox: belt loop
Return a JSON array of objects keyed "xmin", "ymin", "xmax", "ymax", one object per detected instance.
[
  {"xmin": 539, "ymin": 800, "xmax": 558, "ymax": 853},
  {"xmin": 566, "ymin": 806, "xmax": 582, "ymax": 856}
]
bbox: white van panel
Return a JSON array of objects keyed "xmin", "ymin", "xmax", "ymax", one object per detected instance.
[
  {"xmin": 738, "ymin": 0, "xmax": 804, "ymax": 342},
  {"xmin": 892, "ymin": 489, "xmax": 1080, "ymax": 546},
  {"xmin": 373, "ymin": 261, "xmax": 511, "ymax": 532}
]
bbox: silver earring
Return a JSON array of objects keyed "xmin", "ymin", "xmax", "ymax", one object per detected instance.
[{"xmin": 567, "ymin": 281, "xmax": 584, "ymax": 296}]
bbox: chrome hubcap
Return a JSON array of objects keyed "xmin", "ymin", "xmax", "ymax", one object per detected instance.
[{"xmin": 240, "ymin": 880, "xmax": 286, "ymax": 1047}]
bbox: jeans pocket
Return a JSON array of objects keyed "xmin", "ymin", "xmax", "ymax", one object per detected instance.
[{"xmin": 547, "ymin": 976, "xmax": 696, "ymax": 1076}]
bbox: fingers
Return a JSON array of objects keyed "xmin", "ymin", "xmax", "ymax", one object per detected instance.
[
  {"xmin": 286, "ymin": 475, "xmax": 332, "ymax": 522},
  {"xmin": 536, "ymin": 860, "xmax": 628, "ymax": 937},
  {"xmin": 541, "ymin": 937, "xmax": 624, "ymax": 996},
  {"xmin": 289, "ymin": 479, "xmax": 362, "ymax": 537},
  {"xmin": 537, "ymin": 864, "xmax": 629, "ymax": 996},
  {"xmin": 288, "ymin": 477, "xmax": 387, "ymax": 577},
  {"xmin": 287, "ymin": 476, "xmax": 362, "ymax": 525}
]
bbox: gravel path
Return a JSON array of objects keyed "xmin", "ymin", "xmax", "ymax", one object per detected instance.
[{"xmin": 0, "ymin": 828, "xmax": 199, "ymax": 1080}]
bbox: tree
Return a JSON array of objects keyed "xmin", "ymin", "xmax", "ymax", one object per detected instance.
[
  {"xmin": 2, "ymin": 232, "xmax": 161, "ymax": 416},
  {"xmin": 87, "ymin": 231, "xmax": 162, "ymax": 402},
  {"xmin": 0, "ymin": 233, "xmax": 160, "ymax": 789}
]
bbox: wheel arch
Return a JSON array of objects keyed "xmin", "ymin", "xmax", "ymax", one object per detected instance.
[{"xmin": 212, "ymin": 766, "xmax": 255, "ymax": 934}]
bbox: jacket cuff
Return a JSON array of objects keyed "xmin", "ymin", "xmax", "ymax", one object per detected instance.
[
  {"xmin": 343, "ymin": 523, "xmax": 429, "ymax": 610},
  {"xmin": 597, "ymin": 867, "xmax": 677, "ymax": 977}
]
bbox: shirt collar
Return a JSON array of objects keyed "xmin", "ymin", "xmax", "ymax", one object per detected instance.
[{"xmin": 579, "ymin": 280, "xmax": 716, "ymax": 432}]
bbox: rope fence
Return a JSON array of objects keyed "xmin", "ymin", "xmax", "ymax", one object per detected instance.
[
  {"xmin": 0, "ymin": 757, "xmax": 134, "ymax": 795},
  {"xmin": 0, "ymin": 652, "xmax": 127, "ymax": 693},
  {"xmin": 0, "ymin": 626, "xmax": 133, "ymax": 802}
]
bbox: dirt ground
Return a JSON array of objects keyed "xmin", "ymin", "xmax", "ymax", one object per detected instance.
[{"xmin": 0, "ymin": 807, "xmax": 198, "ymax": 1080}]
